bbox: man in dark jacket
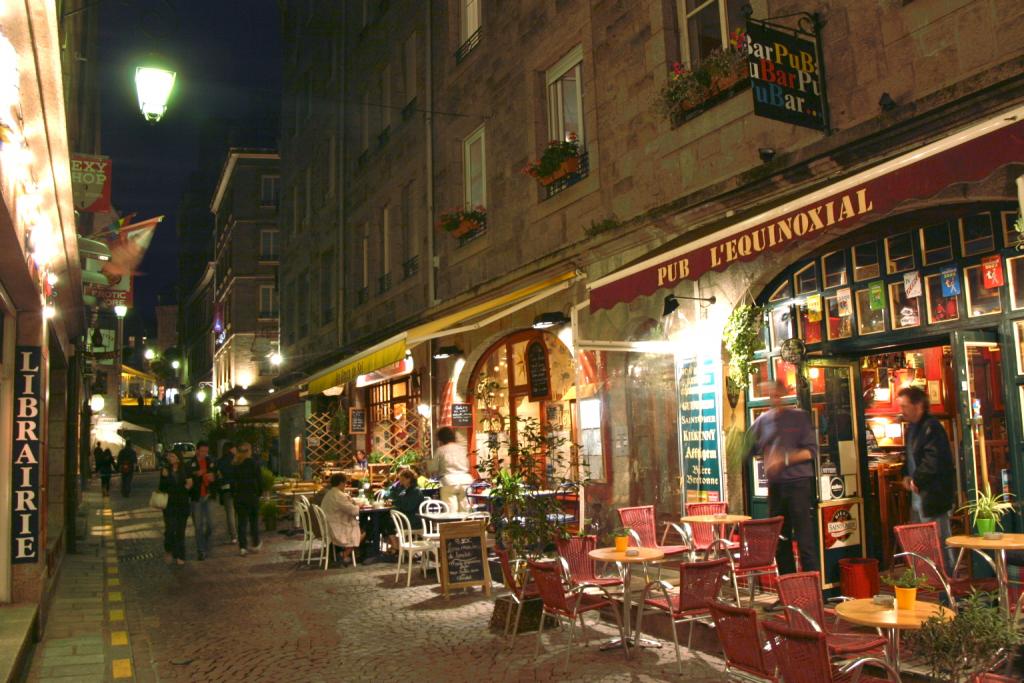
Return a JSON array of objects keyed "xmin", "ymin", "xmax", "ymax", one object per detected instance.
[
  {"xmin": 898, "ymin": 385, "xmax": 956, "ymax": 571},
  {"xmin": 95, "ymin": 443, "xmax": 113, "ymax": 496},
  {"xmin": 116, "ymin": 441, "xmax": 138, "ymax": 497},
  {"xmin": 216, "ymin": 442, "xmax": 237, "ymax": 543}
]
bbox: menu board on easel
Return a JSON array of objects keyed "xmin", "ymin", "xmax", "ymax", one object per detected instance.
[
  {"xmin": 348, "ymin": 407, "xmax": 367, "ymax": 434},
  {"xmin": 526, "ymin": 340, "xmax": 551, "ymax": 400},
  {"xmin": 438, "ymin": 520, "xmax": 491, "ymax": 597}
]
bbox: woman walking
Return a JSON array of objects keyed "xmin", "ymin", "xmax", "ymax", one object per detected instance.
[
  {"xmin": 321, "ymin": 473, "xmax": 362, "ymax": 566},
  {"xmin": 95, "ymin": 444, "xmax": 114, "ymax": 497},
  {"xmin": 433, "ymin": 427, "xmax": 473, "ymax": 512},
  {"xmin": 160, "ymin": 450, "xmax": 192, "ymax": 565},
  {"xmin": 232, "ymin": 442, "xmax": 263, "ymax": 556}
]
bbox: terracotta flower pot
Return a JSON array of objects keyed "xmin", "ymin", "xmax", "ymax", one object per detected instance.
[
  {"xmin": 614, "ymin": 535, "xmax": 629, "ymax": 552},
  {"xmin": 450, "ymin": 218, "xmax": 478, "ymax": 237},
  {"xmin": 894, "ymin": 586, "xmax": 917, "ymax": 611}
]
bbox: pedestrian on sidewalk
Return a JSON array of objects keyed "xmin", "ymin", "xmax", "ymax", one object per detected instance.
[
  {"xmin": 117, "ymin": 440, "xmax": 138, "ymax": 497},
  {"xmin": 95, "ymin": 443, "xmax": 113, "ymax": 496},
  {"xmin": 216, "ymin": 441, "xmax": 238, "ymax": 543},
  {"xmin": 433, "ymin": 427, "xmax": 473, "ymax": 512},
  {"xmin": 231, "ymin": 442, "xmax": 263, "ymax": 556},
  {"xmin": 322, "ymin": 473, "xmax": 362, "ymax": 566},
  {"xmin": 187, "ymin": 440, "xmax": 216, "ymax": 560},
  {"xmin": 160, "ymin": 450, "xmax": 192, "ymax": 565}
]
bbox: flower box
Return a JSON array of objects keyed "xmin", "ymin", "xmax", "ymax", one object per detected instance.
[
  {"xmin": 437, "ymin": 206, "xmax": 487, "ymax": 238},
  {"xmin": 451, "ymin": 218, "xmax": 480, "ymax": 237},
  {"xmin": 523, "ymin": 134, "xmax": 581, "ymax": 186},
  {"xmin": 538, "ymin": 156, "xmax": 581, "ymax": 186}
]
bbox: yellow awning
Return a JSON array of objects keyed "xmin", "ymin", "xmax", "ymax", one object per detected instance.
[{"xmin": 306, "ymin": 337, "xmax": 407, "ymax": 395}]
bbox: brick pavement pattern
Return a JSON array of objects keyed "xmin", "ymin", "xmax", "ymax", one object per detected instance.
[{"xmin": 30, "ymin": 474, "xmax": 728, "ymax": 682}]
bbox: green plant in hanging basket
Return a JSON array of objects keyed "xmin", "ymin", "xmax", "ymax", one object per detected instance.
[{"xmin": 722, "ymin": 304, "xmax": 764, "ymax": 390}]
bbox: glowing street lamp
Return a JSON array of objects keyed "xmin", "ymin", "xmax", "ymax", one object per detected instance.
[
  {"xmin": 135, "ymin": 65, "xmax": 176, "ymax": 123},
  {"xmin": 89, "ymin": 393, "xmax": 105, "ymax": 412},
  {"xmin": 114, "ymin": 304, "xmax": 127, "ymax": 318},
  {"xmin": 269, "ymin": 351, "xmax": 283, "ymax": 366},
  {"xmin": 144, "ymin": 348, "xmax": 156, "ymax": 361},
  {"xmin": 195, "ymin": 389, "xmax": 207, "ymax": 403},
  {"xmin": 171, "ymin": 359, "xmax": 180, "ymax": 370}
]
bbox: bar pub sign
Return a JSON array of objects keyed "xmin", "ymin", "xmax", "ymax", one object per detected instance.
[{"xmin": 11, "ymin": 346, "xmax": 41, "ymax": 563}]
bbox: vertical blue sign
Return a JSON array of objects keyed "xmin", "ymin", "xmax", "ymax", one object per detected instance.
[{"xmin": 677, "ymin": 355, "xmax": 722, "ymax": 502}]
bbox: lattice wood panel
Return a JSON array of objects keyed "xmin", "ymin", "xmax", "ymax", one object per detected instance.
[
  {"xmin": 304, "ymin": 411, "xmax": 353, "ymax": 465},
  {"xmin": 370, "ymin": 414, "xmax": 427, "ymax": 465}
]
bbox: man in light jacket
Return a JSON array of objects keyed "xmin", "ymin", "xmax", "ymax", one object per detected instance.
[{"xmin": 433, "ymin": 427, "xmax": 473, "ymax": 512}]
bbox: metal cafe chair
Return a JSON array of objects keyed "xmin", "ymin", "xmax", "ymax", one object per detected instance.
[
  {"xmin": 762, "ymin": 618, "xmax": 902, "ymax": 683},
  {"xmin": 710, "ymin": 516, "xmax": 784, "ymax": 607},
  {"xmin": 616, "ymin": 505, "xmax": 692, "ymax": 579},
  {"xmin": 682, "ymin": 501, "xmax": 738, "ymax": 555},
  {"xmin": 494, "ymin": 547, "xmax": 539, "ymax": 648},
  {"xmin": 555, "ymin": 534, "xmax": 623, "ymax": 593},
  {"xmin": 893, "ymin": 521, "xmax": 997, "ymax": 604},
  {"xmin": 707, "ymin": 599, "xmax": 779, "ymax": 683}
]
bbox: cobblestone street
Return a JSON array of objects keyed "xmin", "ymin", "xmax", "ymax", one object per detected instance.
[{"xmin": 28, "ymin": 474, "xmax": 727, "ymax": 682}]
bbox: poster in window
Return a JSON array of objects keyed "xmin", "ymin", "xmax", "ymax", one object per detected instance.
[
  {"xmin": 903, "ymin": 271, "xmax": 922, "ymax": 298},
  {"xmin": 940, "ymin": 267, "xmax": 961, "ymax": 297},
  {"xmin": 982, "ymin": 254, "xmax": 1004, "ymax": 289}
]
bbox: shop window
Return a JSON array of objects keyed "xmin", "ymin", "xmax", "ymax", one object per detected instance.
[
  {"xmin": 959, "ymin": 213, "xmax": 995, "ymax": 257},
  {"xmin": 920, "ymin": 222, "xmax": 953, "ymax": 265},
  {"xmin": 888, "ymin": 281, "xmax": 921, "ymax": 330},
  {"xmin": 852, "ymin": 242, "xmax": 880, "ymax": 281},
  {"xmin": 772, "ymin": 357, "xmax": 798, "ymax": 395},
  {"xmin": 885, "ymin": 233, "xmax": 915, "ymax": 274},
  {"xmin": 794, "ymin": 262, "xmax": 818, "ymax": 295},
  {"xmin": 768, "ymin": 280, "xmax": 792, "ymax": 302},
  {"xmin": 855, "ymin": 288, "xmax": 885, "ymax": 335},
  {"xmin": 578, "ymin": 398, "xmax": 604, "ymax": 482},
  {"xmin": 964, "ymin": 264, "xmax": 1002, "ymax": 317},
  {"xmin": 924, "ymin": 272, "xmax": 960, "ymax": 324},
  {"xmin": 749, "ymin": 358, "xmax": 769, "ymax": 398},
  {"xmin": 1008, "ymin": 255, "xmax": 1024, "ymax": 310},
  {"xmin": 825, "ymin": 294, "xmax": 852, "ymax": 340},
  {"xmin": 821, "ymin": 251, "xmax": 847, "ymax": 289},
  {"xmin": 1014, "ymin": 321, "xmax": 1024, "ymax": 374},
  {"xmin": 1000, "ymin": 211, "xmax": 1021, "ymax": 250},
  {"xmin": 769, "ymin": 305, "xmax": 794, "ymax": 349},
  {"xmin": 797, "ymin": 297, "xmax": 822, "ymax": 344}
]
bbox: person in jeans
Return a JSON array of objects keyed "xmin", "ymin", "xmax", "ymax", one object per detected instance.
[
  {"xmin": 748, "ymin": 381, "xmax": 819, "ymax": 610},
  {"xmin": 160, "ymin": 450, "xmax": 192, "ymax": 565},
  {"xmin": 433, "ymin": 427, "xmax": 473, "ymax": 512},
  {"xmin": 898, "ymin": 385, "xmax": 957, "ymax": 571},
  {"xmin": 216, "ymin": 441, "xmax": 238, "ymax": 543},
  {"xmin": 116, "ymin": 441, "xmax": 138, "ymax": 497},
  {"xmin": 231, "ymin": 441, "xmax": 263, "ymax": 556},
  {"xmin": 187, "ymin": 441, "xmax": 216, "ymax": 560}
]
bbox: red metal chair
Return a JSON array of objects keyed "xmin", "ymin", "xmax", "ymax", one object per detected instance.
[
  {"xmin": 707, "ymin": 599, "xmax": 778, "ymax": 682},
  {"xmin": 777, "ymin": 571, "xmax": 887, "ymax": 658},
  {"xmin": 555, "ymin": 535, "xmax": 623, "ymax": 591},
  {"xmin": 527, "ymin": 559, "xmax": 628, "ymax": 664},
  {"xmin": 635, "ymin": 558, "xmax": 729, "ymax": 674},
  {"xmin": 494, "ymin": 547, "xmax": 540, "ymax": 647},
  {"xmin": 616, "ymin": 505, "xmax": 692, "ymax": 562},
  {"xmin": 762, "ymin": 619, "xmax": 902, "ymax": 683},
  {"xmin": 712, "ymin": 516, "xmax": 784, "ymax": 606},
  {"xmin": 893, "ymin": 522, "xmax": 997, "ymax": 604},
  {"xmin": 681, "ymin": 501, "xmax": 737, "ymax": 555}
]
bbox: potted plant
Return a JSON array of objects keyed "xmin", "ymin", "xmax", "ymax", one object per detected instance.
[
  {"xmin": 613, "ymin": 527, "xmax": 631, "ymax": 552},
  {"xmin": 722, "ymin": 304, "xmax": 764, "ymax": 391},
  {"xmin": 437, "ymin": 206, "xmax": 486, "ymax": 237},
  {"xmin": 260, "ymin": 499, "xmax": 279, "ymax": 532},
  {"xmin": 660, "ymin": 62, "xmax": 711, "ymax": 122},
  {"xmin": 958, "ymin": 485, "xmax": 1015, "ymax": 536},
  {"xmin": 883, "ymin": 566, "xmax": 931, "ymax": 610},
  {"xmin": 521, "ymin": 133, "xmax": 581, "ymax": 186},
  {"xmin": 908, "ymin": 590, "xmax": 1021, "ymax": 683}
]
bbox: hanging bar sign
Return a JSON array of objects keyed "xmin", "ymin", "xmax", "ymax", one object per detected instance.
[{"xmin": 11, "ymin": 346, "xmax": 41, "ymax": 563}]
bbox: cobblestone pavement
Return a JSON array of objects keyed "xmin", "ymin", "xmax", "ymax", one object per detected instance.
[{"xmin": 34, "ymin": 473, "xmax": 729, "ymax": 683}]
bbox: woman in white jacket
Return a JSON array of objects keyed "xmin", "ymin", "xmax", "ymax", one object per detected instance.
[
  {"xmin": 434, "ymin": 427, "xmax": 473, "ymax": 512},
  {"xmin": 321, "ymin": 473, "xmax": 363, "ymax": 565}
]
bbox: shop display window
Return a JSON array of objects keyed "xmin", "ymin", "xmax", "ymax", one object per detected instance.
[
  {"xmin": 1000, "ymin": 211, "xmax": 1020, "ymax": 250},
  {"xmin": 794, "ymin": 262, "xmax": 818, "ymax": 295},
  {"xmin": 1008, "ymin": 255, "xmax": 1024, "ymax": 310},
  {"xmin": 769, "ymin": 280, "xmax": 792, "ymax": 302},
  {"xmin": 964, "ymin": 264, "xmax": 1002, "ymax": 317},
  {"xmin": 885, "ymin": 233, "xmax": 915, "ymax": 274},
  {"xmin": 852, "ymin": 242, "xmax": 880, "ymax": 281},
  {"xmin": 959, "ymin": 213, "xmax": 995, "ymax": 257},
  {"xmin": 797, "ymin": 298, "xmax": 822, "ymax": 344},
  {"xmin": 749, "ymin": 359, "xmax": 770, "ymax": 398},
  {"xmin": 924, "ymin": 272, "xmax": 960, "ymax": 324},
  {"xmin": 855, "ymin": 288, "xmax": 885, "ymax": 335},
  {"xmin": 821, "ymin": 251, "xmax": 847, "ymax": 289},
  {"xmin": 920, "ymin": 222, "xmax": 953, "ymax": 265},
  {"xmin": 772, "ymin": 358, "xmax": 798, "ymax": 394},
  {"xmin": 770, "ymin": 305, "xmax": 794, "ymax": 349},
  {"xmin": 888, "ymin": 281, "xmax": 921, "ymax": 330},
  {"xmin": 577, "ymin": 398, "xmax": 604, "ymax": 482},
  {"xmin": 825, "ymin": 295, "xmax": 852, "ymax": 340}
]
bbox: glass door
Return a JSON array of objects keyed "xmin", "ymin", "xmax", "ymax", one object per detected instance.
[{"xmin": 951, "ymin": 330, "xmax": 1005, "ymax": 506}]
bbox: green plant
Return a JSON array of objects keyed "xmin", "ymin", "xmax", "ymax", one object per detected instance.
[
  {"xmin": 722, "ymin": 304, "xmax": 764, "ymax": 390},
  {"xmin": 959, "ymin": 484, "xmax": 1016, "ymax": 529},
  {"xmin": 521, "ymin": 133, "xmax": 580, "ymax": 180},
  {"xmin": 908, "ymin": 590, "xmax": 1020, "ymax": 683},
  {"xmin": 368, "ymin": 450, "xmax": 386, "ymax": 464},
  {"xmin": 259, "ymin": 499, "xmax": 278, "ymax": 530},
  {"xmin": 1013, "ymin": 215, "xmax": 1024, "ymax": 251},
  {"xmin": 437, "ymin": 205, "xmax": 486, "ymax": 233},
  {"xmin": 389, "ymin": 449, "xmax": 421, "ymax": 474},
  {"xmin": 259, "ymin": 466, "xmax": 275, "ymax": 494},
  {"xmin": 612, "ymin": 527, "xmax": 631, "ymax": 538},
  {"xmin": 883, "ymin": 567, "xmax": 932, "ymax": 590}
]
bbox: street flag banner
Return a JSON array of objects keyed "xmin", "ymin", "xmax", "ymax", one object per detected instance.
[
  {"xmin": 982, "ymin": 254, "xmax": 1004, "ymax": 289},
  {"xmin": 806, "ymin": 293, "xmax": 822, "ymax": 322},
  {"xmin": 940, "ymin": 267, "xmax": 961, "ymax": 297},
  {"xmin": 70, "ymin": 154, "xmax": 112, "ymax": 212},
  {"xmin": 868, "ymin": 281, "xmax": 884, "ymax": 310},
  {"xmin": 101, "ymin": 216, "xmax": 161, "ymax": 281},
  {"xmin": 903, "ymin": 271, "xmax": 922, "ymax": 298}
]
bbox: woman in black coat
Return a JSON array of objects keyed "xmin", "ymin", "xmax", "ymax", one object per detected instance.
[
  {"xmin": 160, "ymin": 451, "xmax": 193, "ymax": 565},
  {"xmin": 231, "ymin": 442, "xmax": 264, "ymax": 556}
]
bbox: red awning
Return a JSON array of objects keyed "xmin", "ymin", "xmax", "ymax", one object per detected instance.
[
  {"xmin": 243, "ymin": 389, "xmax": 302, "ymax": 420},
  {"xmin": 589, "ymin": 115, "xmax": 1024, "ymax": 312}
]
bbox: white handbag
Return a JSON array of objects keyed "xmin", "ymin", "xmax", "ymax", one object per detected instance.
[{"xmin": 149, "ymin": 490, "xmax": 169, "ymax": 510}]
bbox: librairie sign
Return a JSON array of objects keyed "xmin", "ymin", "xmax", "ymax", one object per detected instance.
[
  {"xmin": 746, "ymin": 18, "xmax": 827, "ymax": 131},
  {"xmin": 11, "ymin": 346, "xmax": 41, "ymax": 563}
]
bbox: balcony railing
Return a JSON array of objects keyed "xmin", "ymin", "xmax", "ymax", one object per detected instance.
[
  {"xmin": 378, "ymin": 273, "xmax": 392, "ymax": 294},
  {"xmin": 457, "ymin": 221, "xmax": 487, "ymax": 248},
  {"xmin": 356, "ymin": 287, "xmax": 369, "ymax": 305},
  {"xmin": 544, "ymin": 152, "xmax": 590, "ymax": 200},
  {"xmin": 455, "ymin": 29, "xmax": 481, "ymax": 63},
  {"xmin": 402, "ymin": 255, "xmax": 419, "ymax": 280}
]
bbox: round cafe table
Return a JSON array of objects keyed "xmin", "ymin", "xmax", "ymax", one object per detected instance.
[
  {"xmin": 679, "ymin": 513, "xmax": 750, "ymax": 544},
  {"xmin": 945, "ymin": 533, "xmax": 1024, "ymax": 614},
  {"xmin": 835, "ymin": 597, "xmax": 953, "ymax": 670},
  {"xmin": 589, "ymin": 546, "xmax": 664, "ymax": 650}
]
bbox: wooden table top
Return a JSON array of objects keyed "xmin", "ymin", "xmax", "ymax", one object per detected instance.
[
  {"xmin": 589, "ymin": 547, "xmax": 665, "ymax": 564},
  {"xmin": 680, "ymin": 514, "xmax": 751, "ymax": 524},
  {"xmin": 421, "ymin": 511, "xmax": 477, "ymax": 522},
  {"xmin": 945, "ymin": 533, "xmax": 1024, "ymax": 550},
  {"xmin": 835, "ymin": 597, "xmax": 953, "ymax": 630}
]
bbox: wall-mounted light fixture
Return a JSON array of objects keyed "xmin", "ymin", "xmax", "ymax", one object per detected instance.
[
  {"xmin": 662, "ymin": 293, "xmax": 717, "ymax": 317},
  {"xmin": 532, "ymin": 311, "xmax": 570, "ymax": 329},
  {"xmin": 432, "ymin": 345, "xmax": 463, "ymax": 360}
]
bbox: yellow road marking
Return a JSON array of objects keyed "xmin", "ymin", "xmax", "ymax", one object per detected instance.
[
  {"xmin": 112, "ymin": 658, "xmax": 132, "ymax": 678},
  {"xmin": 106, "ymin": 566, "xmax": 118, "ymax": 575},
  {"xmin": 107, "ymin": 577, "xmax": 120, "ymax": 587},
  {"xmin": 108, "ymin": 608, "xmax": 125, "ymax": 621},
  {"xmin": 108, "ymin": 591, "xmax": 123, "ymax": 602},
  {"xmin": 111, "ymin": 631, "xmax": 129, "ymax": 646}
]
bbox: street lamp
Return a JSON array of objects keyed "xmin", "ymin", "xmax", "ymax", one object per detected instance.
[
  {"xmin": 89, "ymin": 393, "xmax": 105, "ymax": 412},
  {"xmin": 114, "ymin": 305, "xmax": 126, "ymax": 420},
  {"xmin": 269, "ymin": 351, "xmax": 282, "ymax": 366},
  {"xmin": 195, "ymin": 389, "xmax": 207, "ymax": 403},
  {"xmin": 171, "ymin": 359, "xmax": 180, "ymax": 370},
  {"xmin": 144, "ymin": 348, "xmax": 155, "ymax": 361},
  {"xmin": 135, "ymin": 65, "xmax": 176, "ymax": 123}
]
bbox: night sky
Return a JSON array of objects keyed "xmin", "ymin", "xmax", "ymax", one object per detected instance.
[{"xmin": 97, "ymin": 0, "xmax": 282, "ymax": 332}]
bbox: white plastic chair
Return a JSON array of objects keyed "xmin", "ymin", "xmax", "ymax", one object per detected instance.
[
  {"xmin": 374, "ymin": 488, "xmax": 390, "ymax": 502},
  {"xmin": 294, "ymin": 495, "xmax": 314, "ymax": 565},
  {"xmin": 390, "ymin": 509, "xmax": 438, "ymax": 587},
  {"xmin": 419, "ymin": 499, "xmax": 449, "ymax": 539},
  {"xmin": 309, "ymin": 504, "xmax": 332, "ymax": 571}
]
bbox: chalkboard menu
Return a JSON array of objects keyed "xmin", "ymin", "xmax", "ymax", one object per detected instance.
[
  {"xmin": 526, "ymin": 341, "xmax": 550, "ymax": 400},
  {"xmin": 348, "ymin": 407, "xmax": 367, "ymax": 435},
  {"xmin": 438, "ymin": 520, "xmax": 492, "ymax": 597},
  {"xmin": 451, "ymin": 403, "xmax": 473, "ymax": 428}
]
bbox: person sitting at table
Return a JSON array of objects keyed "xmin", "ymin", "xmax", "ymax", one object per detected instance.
[
  {"xmin": 383, "ymin": 468, "xmax": 425, "ymax": 557},
  {"xmin": 321, "ymin": 473, "xmax": 363, "ymax": 566},
  {"xmin": 353, "ymin": 449, "xmax": 369, "ymax": 472}
]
